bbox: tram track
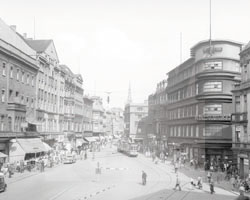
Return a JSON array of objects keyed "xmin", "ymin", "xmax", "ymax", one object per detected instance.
[{"xmin": 134, "ymin": 155, "xmax": 191, "ymax": 200}]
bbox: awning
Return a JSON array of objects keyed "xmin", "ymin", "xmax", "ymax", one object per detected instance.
[
  {"xmin": 43, "ymin": 142, "xmax": 52, "ymax": 152},
  {"xmin": 0, "ymin": 152, "xmax": 7, "ymax": 158},
  {"xmin": 84, "ymin": 137, "xmax": 97, "ymax": 142},
  {"xmin": 17, "ymin": 138, "xmax": 47, "ymax": 153}
]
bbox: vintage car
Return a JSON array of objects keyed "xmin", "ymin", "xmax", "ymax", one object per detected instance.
[{"xmin": 63, "ymin": 154, "xmax": 76, "ymax": 164}]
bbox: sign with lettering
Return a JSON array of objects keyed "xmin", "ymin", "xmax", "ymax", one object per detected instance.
[{"xmin": 203, "ymin": 46, "xmax": 223, "ymax": 55}]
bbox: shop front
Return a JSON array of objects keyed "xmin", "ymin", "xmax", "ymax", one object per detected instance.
[{"xmin": 9, "ymin": 138, "xmax": 47, "ymax": 162}]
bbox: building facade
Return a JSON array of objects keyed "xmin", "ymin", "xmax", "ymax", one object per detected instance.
[
  {"xmin": 232, "ymin": 41, "xmax": 250, "ymax": 178},
  {"xmin": 124, "ymin": 101, "xmax": 148, "ymax": 139},
  {"xmin": 147, "ymin": 80, "xmax": 168, "ymax": 153},
  {"xmin": 60, "ymin": 65, "xmax": 84, "ymax": 146},
  {"xmin": 166, "ymin": 40, "xmax": 242, "ymax": 165},
  {"xmin": 82, "ymin": 96, "xmax": 93, "ymax": 137},
  {"xmin": 91, "ymin": 96, "xmax": 105, "ymax": 136},
  {"xmin": 0, "ymin": 19, "xmax": 39, "ymax": 155},
  {"xmin": 25, "ymin": 39, "xmax": 65, "ymax": 145}
]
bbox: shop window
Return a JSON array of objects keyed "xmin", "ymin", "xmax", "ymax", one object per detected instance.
[
  {"xmin": 204, "ymin": 61, "xmax": 222, "ymax": 70},
  {"xmin": 203, "ymin": 81, "xmax": 222, "ymax": 92},
  {"xmin": 203, "ymin": 104, "xmax": 222, "ymax": 115}
]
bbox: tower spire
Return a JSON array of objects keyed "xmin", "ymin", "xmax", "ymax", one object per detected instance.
[{"xmin": 127, "ymin": 82, "xmax": 132, "ymax": 104}]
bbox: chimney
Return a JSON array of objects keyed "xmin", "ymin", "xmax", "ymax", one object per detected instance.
[
  {"xmin": 23, "ymin": 33, "xmax": 27, "ymax": 39},
  {"xmin": 10, "ymin": 25, "xmax": 16, "ymax": 32}
]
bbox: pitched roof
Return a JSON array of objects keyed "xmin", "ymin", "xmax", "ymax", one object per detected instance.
[
  {"xmin": 25, "ymin": 39, "xmax": 52, "ymax": 53},
  {"xmin": 0, "ymin": 18, "xmax": 36, "ymax": 56}
]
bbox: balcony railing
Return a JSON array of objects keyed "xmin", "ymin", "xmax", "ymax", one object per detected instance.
[
  {"xmin": 195, "ymin": 114, "xmax": 231, "ymax": 121},
  {"xmin": 233, "ymin": 80, "xmax": 250, "ymax": 91},
  {"xmin": 231, "ymin": 112, "xmax": 248, "ymax": 123}
]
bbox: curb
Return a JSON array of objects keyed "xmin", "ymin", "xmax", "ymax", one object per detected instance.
[{"xmin": 6, "ymin": 163, "xmax": 63, "ymax": 184}]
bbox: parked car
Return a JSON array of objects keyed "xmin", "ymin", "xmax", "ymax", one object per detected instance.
[
  {"xmin": 0, "ymin": 173, "xmax": 7, "ymax": 192},
  {"xmin": 63, "ymin": 154, "xmax": 76, "ymax": 164}
]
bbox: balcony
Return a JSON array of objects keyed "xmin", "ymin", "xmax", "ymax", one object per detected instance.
[
  {"xmin": 195, "ymin": 114, "xmax": 231, "ymax": 121},
  {"xmin": 7, "ymin": 102, "xmax": 26, "ymax": 112},
  {"xmin": 232, "ymin": 142, "xmax": 250, "ymax": 149},
  {"xmin": 231, "ymin": 112, "xmax": 248, "ymax": 123},
  {"xmin": 233, "ymin": 80, "xmax": 250, "ymax": 91}
]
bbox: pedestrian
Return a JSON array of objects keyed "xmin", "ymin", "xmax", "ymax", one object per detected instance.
[
  {"xmin": 174, "ymin": 162, "xmax": 178, "ymax": 173},
  {"xmin": 142, "ymin": 171, "xmax": 147, "ymax": 185},
  {"xmin": 210, "ymin": 179, "xmax": 215, "ymax": 194},
  {"xmin": 197, "ymin": 176, "xmax": 202, "ymax": 189},
  {"xmin": 207, "ymin": 171, "xmax": 212, "ymax": 183},
  {"xmin": 190, "ymin": 178, "xmax": 195, "ymax": 190},
  {"xmin": 230, "ymin": 175, "xmax": 236, "ymax": 191},
  {"xmin": 173, "ymin": 174, "xmax": 181, "ymax": 191}
]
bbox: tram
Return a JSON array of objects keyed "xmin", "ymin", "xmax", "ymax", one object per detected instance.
[{"xmin": 117, "ymin": 140, "xmax": 138, "ymax": 157}]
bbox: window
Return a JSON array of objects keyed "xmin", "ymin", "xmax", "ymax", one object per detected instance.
[
  {"xmin": 203, "ymin": 104, "xmax": 222, "ymax": 115},
  {"xmin": 9, "ymin": 89, "xmax": 13, "ymax": 100},
  {"xmin": 244, "ymin": 95, "xmax": 247, "ymax": 112},
  {"xmin": 2, "ymin": 63, "xmax": 6, "ymax": 76},
  {"xmin": 137, "ymin": 107, "xmax": 143, "ymax": 111},
  {"xmin": 203, "ymin": 81, "xmax": 222, "ymax": 92},
  {"xmin": 22, "ymin": 71, "xmax": 25, "ymax": 83},
  {"xmin": 1, "ymin": 89, "xmax": 5, "ymax": 102},
  {"xmin": 203, "ymin": 125, "xmax": 222, "ymax": 137},
  {"xmin": 196, "ymin": 126, "xmax": 199, "ymax": 137},
  {"xmin": 235, "ymin": 96, "xmax": 240, "ymax": 112},
  {"xmin": 190, "ymin": 126, "xmax": 193, "ymax": 137},
  {"xmin": 31, "ymin": 98, "xmax": 34, "ymax": 108},
  {"xmin": 235, "ymin": 126, "xmax": 241, "ymax": 142},
  {"xmin": 204, "ymin": 61, "xmax": 222, "ymax": 70},
  {"xmin": 26, "ymin": 74, "xmax": 29, "ymax": 85},
  {"xmin": 32, "ymin": 76, "xmax": 34, "ymax": 86},
  {"xmin": 10, "ymin": 66, "xmax": 13, "ymax": 78},
  {"xmin": 16, "ymin": 68, "xmax": 19, "ymax": 81}
]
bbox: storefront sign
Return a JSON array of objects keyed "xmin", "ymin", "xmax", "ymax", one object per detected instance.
[{"xmin": 244, "ymin": 159, "xmax": 249, "ymax": 166}]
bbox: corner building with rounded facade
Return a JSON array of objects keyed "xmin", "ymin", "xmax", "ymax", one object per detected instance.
[{"xmin": 166, "ymin": 40, "xmax": 242, "ymax": 165}]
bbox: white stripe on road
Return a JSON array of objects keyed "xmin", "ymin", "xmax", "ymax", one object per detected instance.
[{"xmin": 74, "ymin": 185, "xmax": 116, "ymax": 200}]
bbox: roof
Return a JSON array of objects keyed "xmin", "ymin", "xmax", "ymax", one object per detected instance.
[
  {"xmin": 25, "ymin": 39, "xmax": 52, "ymax": 53},
  {"xmin": 191, "ymin": 39, "xmax": 243, "ymax": 51},
  {"xmin": 0, "ymin": 18, "xmax": 36, "ymax": 58}
]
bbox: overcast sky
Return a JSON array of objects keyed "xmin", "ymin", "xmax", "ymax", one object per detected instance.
[{"xmin": 1, "ymin": 0, "xmax": 250, "ymax": 108}]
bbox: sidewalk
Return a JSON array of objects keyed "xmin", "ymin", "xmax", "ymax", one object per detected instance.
[
  {"xmin": 4, "ymin": 162, "xmax": 63, "ymax": 185},
  {"xmin": 142, "ymin": 154, "xmax": 240, "ymax": 196}
]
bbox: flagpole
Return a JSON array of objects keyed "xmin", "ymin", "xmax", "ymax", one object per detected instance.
[{"xmin": 209, "ymin": 0, "xmax": 212, "ymax": 54}]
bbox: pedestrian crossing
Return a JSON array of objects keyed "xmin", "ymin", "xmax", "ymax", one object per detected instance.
[{"xmin": 105, "ymin": 167, "xmax": 128, "ymax": 171}]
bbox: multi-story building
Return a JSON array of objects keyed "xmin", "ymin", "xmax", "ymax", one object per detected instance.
[
  {"xmin": 232, "ymin": 41, "xmax": 250, "ymax": 178},
  {"xmin": 25, "ymin": 39, "xmax": 65, "ymax": 144},
  {"xmin": 110, "ymin": 107, "xmax": 124, "ymax": 136},
  {"xmin": 60, "ymin": 65, "xmax": 84, "ymax": 146},
  {"xmin": 82, "ymin": 96, "xmax": 93, "ymax": 137},
  {"xmin": 0, "ymin": 19, "xmax": 39, "ymax": 155},
  {"xmin": 124, "ymin": 101, "xmax": 148, "ymax": 139},
  {"xmin": 91, "ymin": 96, "xmax": 105, "ymax": 136},
  {"xmin": 147, "ymin": 80, "xmax": 168, "ymax": 152},
  {"xmin": 167, "ymin": 40, "xmax": 242, "ymax": 165}
]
